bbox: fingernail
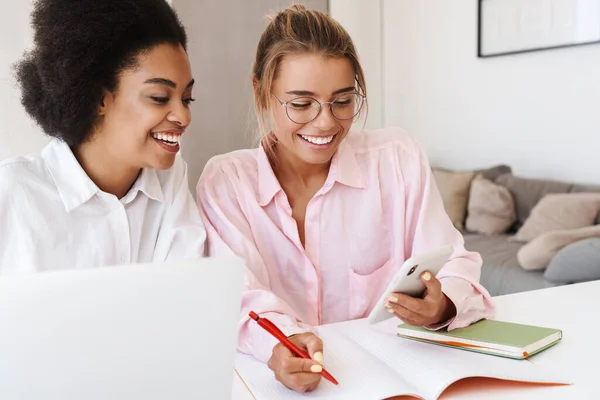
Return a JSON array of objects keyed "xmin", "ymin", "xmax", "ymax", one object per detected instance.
[
  {"xmin": 422, "ymin": 272, "xmax": 431, "ymax": 281},
  {"xmin": 387, "ymin": 308, "xmax": 395, "ymax": 313},
  {"xmin": 313, "ymin": 352, "xmax": 323, "ymax": 364},
  {"xmin": 311, "ymin": 364, "xmax": 323, "ymax": 373},
  {"xmin": 388, "ymin": 295, "xmax": 398, "ymax": 303}
]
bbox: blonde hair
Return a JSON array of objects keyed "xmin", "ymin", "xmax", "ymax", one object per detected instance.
[{"xmin": 252, "ymin": 5, "xmax": 368, "ymax": 146}]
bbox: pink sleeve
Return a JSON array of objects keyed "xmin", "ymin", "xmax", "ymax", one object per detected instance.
[
  {"xmin": 398, "ymin": 136, "xmax": 496, "ymax": 330},
  {"xmin": 196, "ymin": 162, "xmax": 310, "ymax": 363}
]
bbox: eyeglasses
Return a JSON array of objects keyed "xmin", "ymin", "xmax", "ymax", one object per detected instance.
[{"xmin": 271, "ymin": 92, "xmax": 366, "ymax": 124}]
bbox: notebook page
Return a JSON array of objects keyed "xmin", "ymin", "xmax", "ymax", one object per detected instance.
[
  {"xmin": 235, "ymin": 326, "xmax": 422, "ymax": 400},
  {"xmin": 343, "ymin": 321, "xmax": 571, "ymax": 400}
]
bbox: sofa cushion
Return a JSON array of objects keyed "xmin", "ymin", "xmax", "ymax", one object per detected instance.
[
  {"xmin": 570, "ymin": 184, "xmax": 600, "ymax": 225},
  {"xmin": 544, "ymin": 238, "xmax": 600, "ymax": 283},
  {"xmin": 466, "ymin": 175, "xmax": 516, "ymax": 235},
  {"xmin": 570, "ymin": 183, "xmax": 600, "ymax": 193},
  {"xmin": 479, "ymin": 165, "xmax": 512, "ymax": 181},
  {"xmin": 495, "ymin": 174, "xmax": 572, "ymax": 228},
  {"xmin": 432, "ymin": 168, "xmax": 476, "ymax": 230},
  {"xmin": 513, "ymin": 193, "xmax": 600, "ymax": 242},
  {"xmin": 463, "ymin": 233, "xmax": 554, "ymax": 296},
  {"xmin": 517, "ymin": 225, "xmax": 600, "ymax": 271}
]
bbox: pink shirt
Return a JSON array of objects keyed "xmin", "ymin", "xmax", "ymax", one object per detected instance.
[{"xmin": 197, "ymin": 128, "xmax": 495, "ymax": 363}]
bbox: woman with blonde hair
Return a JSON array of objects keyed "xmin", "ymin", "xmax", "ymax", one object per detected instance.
[{"xmin": 197, "ymin": 5, "xmax": 494, "ymax": 393}]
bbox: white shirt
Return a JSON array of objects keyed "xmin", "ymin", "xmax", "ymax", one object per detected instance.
[{"xmin": 0, "ymin": 139, "xmax": 206, "ymax": 274}]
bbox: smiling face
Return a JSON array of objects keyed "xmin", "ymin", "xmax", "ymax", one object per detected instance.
[
  {"xmin": 268, "ymin": 53, "xmax": 360, "ymax": 167},
  {"xmin": 95, "ymin": 43, "xmax": 195, "ymax": 170}
]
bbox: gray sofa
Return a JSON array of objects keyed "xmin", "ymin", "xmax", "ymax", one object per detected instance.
[{"xmin": 461, "ymin": 173, "xmax": 600, "ymax": 296}]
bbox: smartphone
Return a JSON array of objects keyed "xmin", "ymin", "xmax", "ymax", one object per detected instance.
[{"xmin": 366, "ymin": 245, "xmax": 454, "ymax": 325}]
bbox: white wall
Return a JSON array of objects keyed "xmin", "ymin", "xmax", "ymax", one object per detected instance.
[
  {"xmin": 329, "ymin": 0, "xmax": 383, "ymax": 130},
  {"xmin": 0, "ymin": 0, "xmax": 49, "ymax": 161},
  {"xmin": 382, "ymin": 0, "xmax": 600, "ymax": 184}
]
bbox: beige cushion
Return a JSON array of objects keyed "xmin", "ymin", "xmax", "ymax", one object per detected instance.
[
  {"xmin": 466, "ymin": 175, "xmax": 516, "ymax": 235},
  {"xmin": 513, "ymin": 193, "xmax": 600, "ymax": 242},
  {"xmin": 495, "ymin": 174, "xmax": 572, "ymax": 227},
  {"xmin": 517, "ymin": 225, "xmax": 600, "ymax": 271},
  {"xmin": 432, "ymin": 168, "xmax": 476, "ymax": 230}
]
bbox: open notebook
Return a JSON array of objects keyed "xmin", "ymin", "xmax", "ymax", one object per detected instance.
[{"xmin": 235, "ymin": 318, "xmax": 570, "ymax": 400}]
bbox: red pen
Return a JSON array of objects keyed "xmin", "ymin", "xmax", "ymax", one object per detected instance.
[{"xmin": 248, "ymin": 311, "xmax": 339, "ymax": 385}]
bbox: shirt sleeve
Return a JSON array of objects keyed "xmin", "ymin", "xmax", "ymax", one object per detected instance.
[
  {"xmin": 397, "ymin": 134, "xmax": 496, "ymax": 330},
  {"xmin": 153, "ymin": 156, "xmax": 206, "ymax": 261},
  {"xmin": 196, "ymin": 160, "xmax": 311, "ymax": 363}
]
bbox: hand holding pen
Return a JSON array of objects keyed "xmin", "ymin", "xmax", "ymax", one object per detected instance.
[{"xmin": 249, "ymin": 311, "xmax": 338, "ymax": 392}]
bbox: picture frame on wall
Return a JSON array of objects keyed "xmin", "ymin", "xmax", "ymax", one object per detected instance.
[{"xmin": 478, "ymin": 0, "xmax": 600, "ymax": 57}]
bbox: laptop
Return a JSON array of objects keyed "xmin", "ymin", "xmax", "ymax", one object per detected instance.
[{"xmin": 0, "ymin": 257, "xmax": 244, "ymax": 400}]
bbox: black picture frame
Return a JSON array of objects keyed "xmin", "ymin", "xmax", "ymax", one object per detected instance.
[{"xmin": 477, "ymin": 0, "xmax": 600, "ymax": 58}]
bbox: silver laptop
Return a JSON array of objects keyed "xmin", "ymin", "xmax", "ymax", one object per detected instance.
[{"xmin": 0, "ymin": 257, "xmax": 244, "ymax": 400}]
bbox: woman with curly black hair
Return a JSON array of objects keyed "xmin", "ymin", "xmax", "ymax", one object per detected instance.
[{"xmin": 0, "ymin": 0, "xmax": 206, "ymax": 271}]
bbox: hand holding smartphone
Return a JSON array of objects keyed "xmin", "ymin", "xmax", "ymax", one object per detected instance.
[{"xmin": 367, "ymin": 245, "xmax": 454, "ymax": 324}]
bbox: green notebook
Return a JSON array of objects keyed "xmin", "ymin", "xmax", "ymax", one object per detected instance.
[{"xmin": 397, "ymin": 319, "xmax": 562, "ymax": 359}]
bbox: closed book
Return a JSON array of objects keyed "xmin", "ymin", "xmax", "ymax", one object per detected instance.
[{"xmin": 397, "ymin": 319, "xmax": 562, "ymax": 359}]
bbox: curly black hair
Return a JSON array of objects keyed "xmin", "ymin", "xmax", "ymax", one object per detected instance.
[{"xmin": 14, "ymin": 0, "xmax": 187, "ymax": 147}]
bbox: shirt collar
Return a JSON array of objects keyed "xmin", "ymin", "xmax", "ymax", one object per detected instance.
[
  {"xmin": 42, "ymin": 139, "xmax": 99, "ymax": 213},
  {"xmin": 256, "ymin": 144, "xmax": 283, "ymax": 207},
  {"xmin": 122, "ymin": 167, "xmax": 164, "ymax": 204},
  {"xmin": 42, "ymin": 139, "xmax": 164, "ymax": 212},
  {"xmin": 256, "ymin": 137, "xmax": 366, "ymax": 207},
  {"xmin": 329, "ymin": 138, "xmax": 367, "ymax": 190}
]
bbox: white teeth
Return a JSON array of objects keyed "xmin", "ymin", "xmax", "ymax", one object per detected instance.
[
  {"xmin": 300, "ymin": 134, "xmax": 334, "ymax": 145},
  {"xmin": 151, "ymin": 132, "xmax": 182, "ymax": 144}
]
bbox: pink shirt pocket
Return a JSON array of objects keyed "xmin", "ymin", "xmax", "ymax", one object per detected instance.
[{"xmin": 348, "ymin": 258, "xmax": 398, "ymax": 319}]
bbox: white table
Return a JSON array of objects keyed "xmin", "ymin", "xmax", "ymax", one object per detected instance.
[{"xmin": 232, "ymin": 280, "xmax": 600, "ymax": 399}]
